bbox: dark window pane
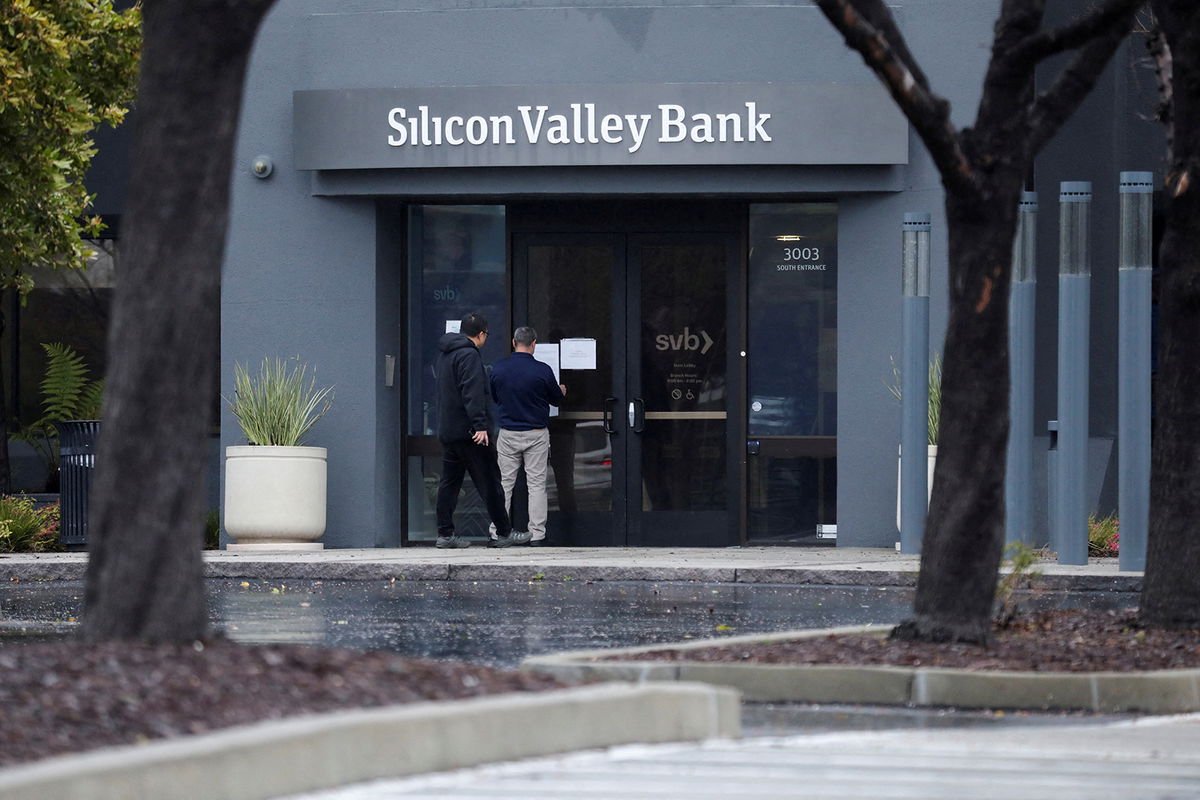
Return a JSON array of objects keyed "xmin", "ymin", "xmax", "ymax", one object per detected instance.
[
  {"xmin": 405, "ymin": 206, "xmax": 506, "ymax": 436},
  {"xmin": 747, "ymin": 204, "xmax": 837, "ymax": 436},
  {"xmin": 639, "ymin": 242, "xmax": 726, "ymax": 512}
]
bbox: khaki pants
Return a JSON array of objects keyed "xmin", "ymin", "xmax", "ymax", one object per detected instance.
[{"xmin": 489, "ymin": 428, "xmax": 550, "ymax": 541}]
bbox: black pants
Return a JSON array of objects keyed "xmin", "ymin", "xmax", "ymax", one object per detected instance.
[{"xmin": 435, "ymin": 438, "xmax": 511, "ymax": 539}]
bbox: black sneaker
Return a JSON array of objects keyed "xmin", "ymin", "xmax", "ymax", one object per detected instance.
[
  {"xmin": 489, "ymin": 531, "xmax": 532, "ymax": 548},
  {"xmin": 435, "ymin": 536, "xmax": 470, "ymax": 549},
  {"xmin": 528, "ymin": 538, "xmax": 549, "ymax": 547}
]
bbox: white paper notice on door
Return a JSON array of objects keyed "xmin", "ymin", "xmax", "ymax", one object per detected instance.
[
  {"xmin": 560, "ymin": 338, "xmax": 597, "ymax": 370},
  {"xmin": 533, "ymin": 343, "xmax": 561, "ymax": 417},
  {"xmin": 445, "ymin": 320, "xmax": 461, "ymax": 333}
]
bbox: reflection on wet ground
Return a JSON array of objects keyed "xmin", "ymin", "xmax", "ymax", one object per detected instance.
[
  {"xmin": 0, "ymin": 578, "xmax": 1138, "ymax": 668},
  {"xmin": 212, "ymin": 580, "xmax": 914, "ymax": 665}
]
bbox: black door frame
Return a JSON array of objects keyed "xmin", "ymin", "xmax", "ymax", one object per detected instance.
[
  {"xmin": 512, "ymin": 231, "xmax": 626, "ymax": 546},
  {"xmin": 508, "ymin": 201, "xmax": 745, "ymax": 547}
]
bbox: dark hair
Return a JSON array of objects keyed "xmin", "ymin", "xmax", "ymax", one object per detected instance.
[
  {"xmin": 460, "ymin": 312, "xmax": 489, "ymax": 338},
  {"xmin": 513, "ymin": 326, "xmax": 537, "ymax": 347}
]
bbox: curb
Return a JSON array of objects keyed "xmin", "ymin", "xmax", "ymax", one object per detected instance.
[
  {"xmin": 521, "ymin": 625, "xmax": 1200, "ymax": 714},
  {"xmin": 0, "ymin": 682, "xmax": 739, "ymax": 800},
  {"xmin": 0, "ymin": 556, "xmax": 1144, "ymax": 592}
]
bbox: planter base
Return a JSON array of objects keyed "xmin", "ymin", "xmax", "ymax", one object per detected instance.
[
  {"xmin": 224, "ymin": 445, "xmax": 328, "ymax": 548},
  {"xmin": 225, "ymin": 542, "xmax": 325, "ymax": 552}
]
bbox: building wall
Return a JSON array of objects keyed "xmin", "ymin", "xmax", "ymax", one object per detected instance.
[{"xmin": 223, "ymin": 0, "xmax": 1150, "ymax": 548}]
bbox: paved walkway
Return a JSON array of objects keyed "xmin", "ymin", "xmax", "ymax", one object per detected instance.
[{"xmin": 285, "ymin": 714, "xmax": 1200, "ymax": 800}]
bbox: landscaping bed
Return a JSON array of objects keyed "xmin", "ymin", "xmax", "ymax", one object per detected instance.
[
  {"xmin": 601, "ymin": 608, "xmax": 1200, "ymax": 672},
  {"xmin": 0, "ymin": 639, "xmax": 570, "ymax": 767}
]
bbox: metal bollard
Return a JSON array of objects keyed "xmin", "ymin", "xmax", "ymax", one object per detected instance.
[
  {"xmin": 1006, "ymin": 191, "xmax": 1038, "ymax": 546},
  {"xmin": 1118, "ymin": 171, "xmax": 1153, "ymax": 571},
  {"xmin": 1055, "ymin": 182, "xmax": 1091, "ymax": 565},
  {"xmin": 900, "ymin": 212, "xmax": 931, "ymax": 555}
]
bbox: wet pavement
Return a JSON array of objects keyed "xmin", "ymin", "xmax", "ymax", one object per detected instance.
[
  {"xmin": 2, "ymin": 578, "xmax": 920, "ymax": 662},
  {"xmin": 0, "ymin": 578, "xmax": 1139, "ymax": 668},
  {"xmin": 0, "ymin": 573, "xmax": 1148, "ymax": 764},
  {"xmin": 212, "ymin": 579, "xmax": 917, "ymax": 665}
]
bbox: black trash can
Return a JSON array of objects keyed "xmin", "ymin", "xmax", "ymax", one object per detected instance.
[{"xmin": 54, "ymin": 421, "xmax": 100, "ymax": 549}]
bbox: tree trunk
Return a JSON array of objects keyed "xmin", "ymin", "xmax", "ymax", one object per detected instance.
[
  {"xmin": 82, "ymin": 0, "xmax": 276, "ymax": 642},
  {"xmin": 1141, "ymin": 0, "xmax": 1200, "ymax": 629},
  {"xmin": 893, "ymin": 180, "xmax": 1023, "ymax": 644}
]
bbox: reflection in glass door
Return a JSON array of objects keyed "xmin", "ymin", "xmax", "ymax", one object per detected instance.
[
  {"xmin": 514, "ymin": 233, "xmax": 738, "ymax": 546},
  {"xmin": 519, "ymin": 236, "xmax": 622, "ymax": 546},
  {"xmin": 628, "ymin": 239, "xmax": 730, "ymax": 545}
]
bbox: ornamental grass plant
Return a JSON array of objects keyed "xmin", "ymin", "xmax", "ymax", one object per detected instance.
[
  {"xmin": 0, "ymin": 496, "xmax": 62, "ymax": 553},
  {"xmin": 225, "ymin": 357, "xmax": 333, "ymax": 446},
  {"xmin": 887, "ymin": 353, "xmax": 943, "ymax": 445},
  {"xmin": 1088, "ymin": 513, "xmax": 1120, "ymax": 557}
]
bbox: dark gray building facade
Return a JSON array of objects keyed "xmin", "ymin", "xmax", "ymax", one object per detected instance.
[{"xmin": 220, "ymin": 0, "xmax": 1162, "ymax": 549}]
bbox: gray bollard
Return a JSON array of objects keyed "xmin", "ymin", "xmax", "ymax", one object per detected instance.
[
  {"xmin": 900, "ymin": 212, "xmax": 931, "ymax": 555},
  {"xmin": 1006, "ymin": 191, "xmax": 1038, "ymax": 546},
  {"xmin": 1055, "ymin": 182, "xmax": 1091, "ymax": 565},
  {"xmin": 1118, "ymin": 171, "xmax": 1153, "ymax": 571},
  {"xmin": 1046, "ymin": 420, "xmax": 1059, "ymax": 552}
]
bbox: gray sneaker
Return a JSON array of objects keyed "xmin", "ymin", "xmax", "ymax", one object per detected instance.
[
  {"xmin": 489, "ymin": 530, "xmax": 532, "ymax": 548},
  {"xmin": 435, "ymin": 535, "xmax": 470, "ymax": 549}
]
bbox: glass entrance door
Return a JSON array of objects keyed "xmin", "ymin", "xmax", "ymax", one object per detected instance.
[{"xmin": 514, "ymin": 232, "xmax": 738, "ymax": 546}]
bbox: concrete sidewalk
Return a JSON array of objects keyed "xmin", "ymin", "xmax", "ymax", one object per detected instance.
[
  {"xmin": 283, "ymin": 714, "xmax": 1200, "ymax": 800},
  {"xmin": 0, "ymin": 546, "xmax": 1139, "ymax": 591}
]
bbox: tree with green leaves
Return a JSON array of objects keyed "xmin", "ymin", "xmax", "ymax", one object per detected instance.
[{"xmin": 0, "ymin": 0, "xmax": 140, "ymax": 491}]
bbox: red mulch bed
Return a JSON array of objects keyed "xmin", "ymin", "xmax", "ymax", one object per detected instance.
[
  {"xmin": 0, "ymin": 639, "xmax": 570, "ymax": 768},
  {"xmin": 603, "ymin": 608, "xmax": 1200, "ymax": 672}
]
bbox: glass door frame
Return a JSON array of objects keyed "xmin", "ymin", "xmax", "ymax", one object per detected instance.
[
  {"xmin": 511, "ymin": 222, "xmax": 744, "ymax": 548},
  {"xmin": 625, "ymin": 232, "xmax": 743, "ymax": 547},
  {"xmin": 512, "ymin": 232, "xmax": 629, "ymax": 546}
]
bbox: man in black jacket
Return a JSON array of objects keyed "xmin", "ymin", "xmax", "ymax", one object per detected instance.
[{"xmin": 434, "ymin": 312, "xmax": 531, "ymax": 549}]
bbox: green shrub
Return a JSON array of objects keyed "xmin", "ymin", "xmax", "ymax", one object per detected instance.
[
  {"xmin": 12, "ymin": 343, "xmax": 104, "ymax": 480},
  {"xmin": 1088, "ymin": 513, "xmax": 1120, "ymax": 557},
  {"xmin": 224, "ymin": 357, "xmax": 333, "ymax": 446},
  {"xmin": 994, "ymin": 541, "xmax": 1044, "ymax": 627},
  {"xmin": 0, "ymin": 496, "xmax": 62, "ymax": 553}
]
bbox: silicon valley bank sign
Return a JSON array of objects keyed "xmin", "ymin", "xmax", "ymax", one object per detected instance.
[{"xmin": 293, "ymin": 84, "xmax": 907, "ymax": 170}]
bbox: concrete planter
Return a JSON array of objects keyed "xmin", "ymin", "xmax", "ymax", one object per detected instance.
[
  {"xmin": 224, "ymin": 445, "xmax": 327, "ymax": 551},
  {"xmin": 896, "ymin": 444, "xmax": 937, "ymax": 533}
]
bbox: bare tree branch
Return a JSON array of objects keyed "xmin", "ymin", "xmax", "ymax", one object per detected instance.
[
  {"xmin": 1145, "ymin": 15, "xmax": 1174, "ymax": 159},
  {"xmin": 1026, "ymin": 10, "xmax": 1138, "ymax": 154},
  {"xmin": 1007, "ymin": 0, "xmax": 1145, "ymax": 64},
  {"xmin": 815, "ymin": 0, "xmax": 976, "ymax": 198},
  {"xmin": 972, "ymin": 1, "xmax": 1046, "ymax": 142}
]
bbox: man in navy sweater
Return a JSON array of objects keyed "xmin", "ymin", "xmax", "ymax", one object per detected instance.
[{"xmin": 489, "ymin": 326, "xmax": 567, "ymax": 546}]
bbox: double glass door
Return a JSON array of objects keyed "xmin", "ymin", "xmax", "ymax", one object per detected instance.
[{"xmin": 513, "ymin": 232, "xmax": 739, "ymax": 546}]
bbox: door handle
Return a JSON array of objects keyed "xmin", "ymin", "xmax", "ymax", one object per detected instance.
[
  {"xmin": 631, "ymin": 398, "xmax": 645, "ymax": 433},
  {"xmin": 628, "ymin": 402, "xmax": 636, "ymax": 429},
  {"xmin": 602, "ymin": 397, "xmax": 618, "ymax": 434}
]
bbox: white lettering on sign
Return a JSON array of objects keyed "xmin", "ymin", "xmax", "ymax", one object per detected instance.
[
  {"xmin": 387, "ymin": 101, "xmax": 771, "ymax": 154},
  {"xmin": 658, "ymin": 102, "xmax": 771, "ymax": 144},
  {"xmin": 655, "ymin": 327, "xmax": 714, "ymax": 355}
]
